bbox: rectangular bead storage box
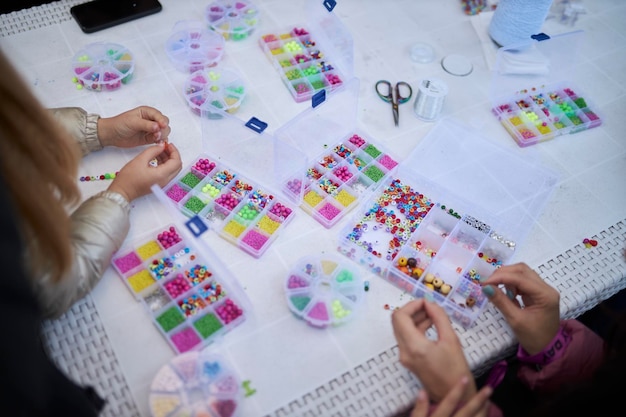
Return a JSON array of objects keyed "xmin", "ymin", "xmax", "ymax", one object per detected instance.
[
  {"xmin": 338, "ymin": 119, "xmax": 559, "ymax": 328},
  {"xmin": 275, "ymin": 79, "xmax": 401, "ymax": 228},
  {"xmin": 258, "ymin": 0, "xmax": 353, "ymax": 103},
  {"xmin": 111, "ymin": 221, "xmax": 250, "ymax": 353},
  {"xmin": 491, "ymin": 30, "xmax": 602, "ymax": 147},
  {"xmin": 163, "ymin": 108, "xmax": 309, "ymax": 258}
]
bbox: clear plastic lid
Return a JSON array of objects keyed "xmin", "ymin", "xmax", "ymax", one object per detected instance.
[{"xmin": 165, "ymin": 20, "xmax": 225, "ymax": 73}]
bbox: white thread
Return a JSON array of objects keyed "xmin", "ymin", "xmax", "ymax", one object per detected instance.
[
  {"xmin": 488, "ymin": 0, "xmax": 553, "ymax": 47},
  {"xmin": 413, "ymin": 78, "xmax": 448, "ymax": 122}
]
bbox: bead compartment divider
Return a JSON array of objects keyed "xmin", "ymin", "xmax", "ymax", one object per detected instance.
[
  {"xmin": 285, "ymin": 255, "xmax": 364, "ymax": 328},
  {"xmin": 492, "ymin": 81, "xmax": 602, "ymax": 147},
  {"xmin": 163, "ymin": 155, "xmax": 295, "ymax": 258},
  {"xmin": 259, "ymin": 26, "xmax": 346, "ymax": 103},
  {"xmin": 111, "ymin": 223, "xmax": 248, "ymax": 353},
  {"xmin": 283, "ymin": 131, "xmax": 399, "ymax": 229}
]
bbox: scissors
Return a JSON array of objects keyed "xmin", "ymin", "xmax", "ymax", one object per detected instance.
[{"xmin": 375, "ymin": 80, "xmax": 413, "ymax": 126}]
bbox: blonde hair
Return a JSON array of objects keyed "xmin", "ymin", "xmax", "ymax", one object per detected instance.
[{"xmin": 0, "ymin": 50, "xmax": 82, "ymax": 284}]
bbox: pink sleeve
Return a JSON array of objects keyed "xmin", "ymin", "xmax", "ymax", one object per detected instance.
[{"xmin": 516, "ymin": 319, "xmax": 605, "ymax": 393}]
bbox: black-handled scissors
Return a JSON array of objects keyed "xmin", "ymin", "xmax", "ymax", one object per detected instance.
[{"xmin": 375, "ymin": 80, "xmax": 413, "ymax": 126}]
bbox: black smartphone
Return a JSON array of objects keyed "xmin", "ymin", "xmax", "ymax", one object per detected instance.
[{"xmin": 70, "ymin": 0, "xmax": 163, "ymax": 34}]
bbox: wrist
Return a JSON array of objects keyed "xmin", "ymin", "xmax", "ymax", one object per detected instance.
[
  {"xmin": 97, "ymin": 117, "xmax": 113, "ymax": 147},
  {"xmin": 517, "ymin": 325, "xmax": 571, "ymax": 367},
  {"xmin": 106, "ymin": 182, "xmax": 133, "ymax": 203}
]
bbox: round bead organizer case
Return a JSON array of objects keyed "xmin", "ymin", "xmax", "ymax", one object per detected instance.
[
  {"xmin": 285, "ymin": 255, "xmax": 364, "ymax": 328},
  {"xmin": 183, "ymin": 68, "xmax": 247, "ymax": 118},
  {"xmin": 71, "ymin": 42, "xmax": 134, "ymax": 91},
  {"xmin": 111, "ymin": 223, "xmax": 248, "ymax": 353},
  {"xmin": 283, "ymin": 131, "xmax": 400, "ymax": 229},
  {"xmin": 165, "ymin": 20, "xmax": 226, "ymax": 73},
  {"xmin": 205, "ymin": 0, "xmax": 260, "ymax": 41},
  {"xmin": 149, "ymin": 349, "xmax": 242, "ymax": 417},
  {"xmin": 163, "ymin": 156, "xmax": 296, "ymax": 258},
  {"xmin": 259, "ymin": 26, "xmax": 345, "ymax": 103}
]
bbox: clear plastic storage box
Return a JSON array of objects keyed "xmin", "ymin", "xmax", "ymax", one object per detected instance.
[
  {"xmin": 490, "ymin": 30, "xmax": 602, "ymax": 147},
  {"xmin": 159, "ymin": 109, "xmax": 307, "ymax": 258},
  {"xmin": 285, "ymin": 255, "xmax": 364, "ymax": 328},
  {"xmin": 71, "ymin": 42, "xmax": 134, "ymax": 91},
  {"xmin": 165, "ymin": 20, "xmax": 225, "ymax": 73},
  {"xmin": 258, "ymin": 0, "xmax": 353, "ymax": 102},
  {"xmin": 205, "ymin": 0, "xmax": 260, "ymax": 41},
  {"xmin": 111, "ymin": 217, "xmax": 251, "ymax": 354},
  {"xmin": 338, "ymin": 119, "xmax": 559, "ymax": 328},
  {"xmin": 275, "ymin": 79, "xmax": 401, "ymax": 228},
  {"xmin": 183, "ymin": 67, "xmax": 247, "ymax": 118}
]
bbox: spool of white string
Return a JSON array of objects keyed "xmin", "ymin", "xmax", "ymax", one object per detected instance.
[
  {"xmin": 488, "ymin": 0, "xmax": 553, "ymax": 47},
  {"xmin": 413, "ymin": 78, "xmax": 448, "ymax": 122}
]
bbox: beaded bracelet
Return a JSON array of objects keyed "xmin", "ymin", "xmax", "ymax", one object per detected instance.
[
  {"xmin": 517, "ymin": 325, "xmax": 572, "ymax": 367},
  {"xmin": 79, "ymin": 172, "xmax": 119, "ymax": 182}
]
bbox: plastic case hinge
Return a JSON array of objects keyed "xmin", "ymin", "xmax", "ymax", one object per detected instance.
[
  {"xmin": 323, "ymin": 0, "xmax": 337, "ymax": 12},
  {"xmin": 312, "ymin": 89, "xmax": 326, "ymax": 108},
  {"xmin": 245, "ymin": 117, "xmax": 268, "ymax": 133},
  {"xmin": 531, "ymin": 33, "xmax": 550, "ymax": 41},
  {"xmin": 186, "ymin": 216, "xmax": 208, "ymax": 237}
]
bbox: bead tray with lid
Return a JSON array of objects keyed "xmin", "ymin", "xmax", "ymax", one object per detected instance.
[
  {"xmin": 338, "ymin": 119, "xmax": 559, "ymax": 328},
  {"xmin": 258, "ymin": 0, "xmax": 353, "ymax": 103},
  {"xmin": 490, "ymin": 30, "xmax": 602, "ymax": 147},
  {"xmin": 276, "ymin": 79, "xmax": 400, "ymax": 228},
  {"xmin": 71, "ymin": 42, "xmax": 134, "ymax": 91},
  {"xmin": 155, "ymin": 108, "xmax": 307, "ymax": 258},
  {"xmin": 111, "ymin": 222, "xmax": 250, "ymax": 353},
  {"xmin": 149, "ymin": 348, "xmax": 243, "ymax": 417},
  {"xmin": 205, "ymin": 0, "xmax": 260, "ymax": 41},
  {"xmin": 183, "ymin": 67, "xmax": 246, "ymax": 118},
  {"xmin": 165, "ymin": 20, "xmax": 225, "ymax": 73},
  {"xmin": 285, "ymin": 255, "xmax": 364, "ymax": 328}
]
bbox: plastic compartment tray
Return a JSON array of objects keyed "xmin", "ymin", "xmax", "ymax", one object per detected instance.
[
  {"xmin": 165, "ymin": 20, "xmax": 226, "ymax": 73},
  {"xmin": 162, "ymin": 155, "xmax": 296, "ymax": 258},
  {"xmin": 71, "ymin": 42, "xmax": 134, "ymax": 91},
  {"xmin": 149, "ymin": 349, "xmax": 242, "ymax": 417},
  {"xmin": 283, "ymin": 130, "xmax": 399, "ymax": 228},
  {"xmin": 183, "ymin": 67, "xmax": 246, "ymax": 118},
  {"xmin": 205, "ymin": 0, "xmax": 260, "ymax": 41},
  {"xmin": 259, "ymin": 26, "xmax": 345, "ymax": 103},
  {"xmin": 285, "ymin": 255, "xmax": 364, "ymax": 328},
  {"xmin": 492, "ymin": 82, "xmax": 602, "ymax": 147},
  {"xmin": 111, "ymin": 223, "xmax": 248, "ymax": 353}
]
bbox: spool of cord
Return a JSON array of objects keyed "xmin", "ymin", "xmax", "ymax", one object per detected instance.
[
  {"xmin": 413, "ymin": 78, "xmax": 448, "ymax": 122},
  {"xmin": 488, "ymin": 0, "xmax": 553, "ymax": 47}
]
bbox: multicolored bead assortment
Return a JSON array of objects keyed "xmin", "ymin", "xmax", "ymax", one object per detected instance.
[
  {"xmin": 204, "ymin": 0, "xmax": 259, "ymax": 41},
  {"xmin": 284, "ymin": 256, "xmax": 363, "ymax": 328},
  {"xmin": 111, "ymin": 224, "xmax": 247, "ymax": 353},
  {"xmin": 492, "ymin": 84, "xmax": 602, "ymax": 147},
  {"xmin": 339, "ymin": 176, "xmax": 516, "ymax": 329},
  {"xmin": 79, "ymin": 172, "xmax": 118, "ymax": 182},
  {"xmin": 285, "ymin": 133, "xmax": 399, "ymax": 228},
  {"xmin": 149, "ymin": 350, "xmax": 242, "ymax": 417},
  {"xmin": 164, "ymin": 155, "xmax": 295, "ymax": 258},
  {"xmin": 183, "ymin": 68, "xmax": 246, "ymax": 118},
  {"xmin": 71, "ymin": 42, "xmax": 134, "ymax": 91},
  {"xmin": 259, "ymin": 26, "xmax": 345, "ymax": 102}
]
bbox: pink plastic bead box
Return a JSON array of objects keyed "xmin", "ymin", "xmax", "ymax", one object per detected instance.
[
  {"xmin": 71, "ymin": 42, "xmax": 134, "ymax": 91},
  {"xmin": 205, "ymin": 0, "xmax": 260, "ymax": 41},
  {"xmin": 338, "ymin": 119, "xmax": 559, "ymax": 328},
  {"xmin": 183, "ymin": 67, "xmax": 246, "ymax": 118},
  {"xmin": 149, "ymin": 349, "xmax": 242, "ymax": 417},
  {"xmin": 285, "ymin": 255, "xmax": 364, "ymax": 328},
  {"xmin": 491, "ymin": 30, "xmax": 602, "ymax": 147},
  {"xmin": 165, "ymin": 20, "xmax": 225, "ymax": 73},
  {"xmin": 111, "ymin": 223, "xmax": 249, "ymax": 353},
  {"xmin": 258, "ymin": 0, "xmax": 353, "ymax": 103},
  {"xmin": 276, "ymin": 79, "xmax": 399, "ymax": 228}
]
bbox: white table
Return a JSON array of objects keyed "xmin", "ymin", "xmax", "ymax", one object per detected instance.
[{"xmin": 2, "ymin": 1, "xmax": 625, "ymax": 416}]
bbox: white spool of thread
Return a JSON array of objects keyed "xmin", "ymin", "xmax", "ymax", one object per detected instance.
[
  {"xmin": 488, "ymin": 0, "xmax": 553, "ymax": 47},
  {"xmin": 413, "ymin": 78, "xmax": 448, "ymax": 122}
]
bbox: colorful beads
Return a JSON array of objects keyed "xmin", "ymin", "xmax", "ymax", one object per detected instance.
[
  {"xmin": 158, "ymin": 227, "xmax": 182, "ymax": 249},
  {"xmin": 192, "ymin": 158, "xmax": 216, "ymax": 175},
  {"xmin": 583, "ymin": 238, "xmax": 598, "ymax": 248},
  {"xmin": 215, "ymin": 299, "xmax": 243, "ymax": 324},
  {"xmin": 79, "ymin": 171, "xmax": 118, "ymax": 181}
]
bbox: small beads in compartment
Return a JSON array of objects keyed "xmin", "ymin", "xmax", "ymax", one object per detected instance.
[
  {"xmin": 157, "ymin": 226, "xmax": 182, "ymax": 249},
  {"xmin": 192, "ymin": 158, "xmax": 217, "ymax": 175},
  {"xmin": 215, "ymin": 299, "xmax": 243, "ymax": 324}
]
